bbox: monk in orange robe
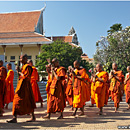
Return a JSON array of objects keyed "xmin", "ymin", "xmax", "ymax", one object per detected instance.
[
  {"xmin": 46, "ymin": 63, "xmax": 52, "ymax": 104},
  {"xmin": 43, "ymin": 58, "xmax": 66, "ymax": 119},
  {"xmin": 28, "ymin": 60, "xmax": 43, "ymax": 108},
  {"xmin": 0, "ymin": 60, "xmax": 7, "ymax": 116},
  {"xmin": 7, "ymin": 54, "xmax": 36, "ymax": 123},
  {"xmin": 89, "ymin": 68, "xmax": 97, "ymax": 107},
  {"xmin": 92, "ymin": 64, "xmax": 108, "ymax": 115},
  {"xmin": 109, "ymin": 63, "xmax": 124, "ymax": 112},
  {"xmin": 72, "ymin": 60, "xmax": 90, "ymax": 116},
  {"xmin": 124, "ymin": 66, "xmax": 130, "ymax": 110},
  {"xmin": 66, "ymin": 66, "xmax": 74, "ymax": 110},
  {"xmin": 4, "ymin": 63, "xmax": 14, "ymax": 109}
]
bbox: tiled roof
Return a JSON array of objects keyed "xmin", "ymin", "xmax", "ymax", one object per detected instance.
[
  {"xmin": 0, "ymin": 11, "xmax": 41, "ymax": 33},
  {"xmin": 47, "ymin": 36, "xmax": 73, "ymax": 43},
  {"xmin": 0, "ymin": 32, "xmax": 52, "ymax": 44}
]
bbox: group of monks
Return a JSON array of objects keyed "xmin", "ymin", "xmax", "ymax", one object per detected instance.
[
  {"xmin": 0, "ymin": 54, "xmax": 43, "ymax": 123},
  {"xmin": 0, "ymin": 54, "xmax": 130, "ymax": 123},
  {"xmin": 45, "ymin": 59, "xmax": 130, "ymax": 118}
]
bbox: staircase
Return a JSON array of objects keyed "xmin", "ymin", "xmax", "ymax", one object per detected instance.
[{"xmin": 13, "ymin": 72, "xmax": 47, "ymax": 102}]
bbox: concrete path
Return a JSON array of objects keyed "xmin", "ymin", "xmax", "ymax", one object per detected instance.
[{"xmin": 0, "ymin": 97, "xmax": 130, "ymax": 130}]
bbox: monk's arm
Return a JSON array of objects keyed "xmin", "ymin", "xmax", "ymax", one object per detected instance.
[
  {"xmin": 124, "ymin": 76, "xmax": 130, "ymax": 84},
  {"xmin": 96, "ymin": 75, "xmax": 104, "ymax": 83},
  {"xmin": 72, "ymin": 71, "xmax": 84, "ymax": 80},
  {"xmin": 0, "ymin": 68, "xmax": 7, "ymax": 80},
  {"xmin": 52, "ymin": 70, "xmax": 60, "ymax": 80},
  {"xmin": 113, "ymin": 74, "xmax": 120, "ymax": 81}
]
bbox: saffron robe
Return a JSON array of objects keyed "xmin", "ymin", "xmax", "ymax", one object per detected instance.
[
  {"xmin": 125, "ymin": 73, "xmax": 130, "ymax": 104},
  {"xmin": 31, "ymin": 66, "xmax": 43, "ymax": 103},
  {"xmin": 12, "ymin": 64, "xmax": 36, "ymax": 115},
  {"xmin": 94, "ymin": 71, "xmax": 108, "ymax": 108},
  {"xmin": 47, "ymin": 66, "xmax": 66, "ymax": 113},
  {"xmin": 4, "ymin": 69, "xmax": 14, "ymax": 104},
  {"xmin": 91, "ymin": 78, "xmax": 96, "ymax": 105},
  {"xmin": 46, "ymin": 73, "xmax": 52, "ymax": 104},
  {"xmin": 109, "ymin": 70, "xmax": 124, "ymax": 108},
  {"xmin": 0, "ymin": 66, "xmax": 7, "ymax": 108},
  {"xmin": 66, "ymin": 74, "xmax": 73, "ymax": 106},
  {"xmin": 73, "ymin": 68, "xmax": 90, "ymax": 108}
]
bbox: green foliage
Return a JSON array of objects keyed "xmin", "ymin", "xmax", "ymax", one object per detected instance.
[
  {"xmin": 107, "ymin": 23, "xmax": 122, "ymax": 34},
  {"xmin": 94, "ymin": 24, "xmax": 130, "ymax": 74},
  {"xmin": 36, "ymin": 40, "xmax": 93, "ymax": 74}
]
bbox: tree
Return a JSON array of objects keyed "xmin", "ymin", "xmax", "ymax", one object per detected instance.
[
  {"xmin": 94, "ymin": 24, "xmax": 130, "ymax": 74},
  {"xmin": 36, "ymin": 40, "xmax": 93, "ymax": 75},
  {"xmin": 107, "ymin": 23, "xmax": 122, "ymax": 34}
]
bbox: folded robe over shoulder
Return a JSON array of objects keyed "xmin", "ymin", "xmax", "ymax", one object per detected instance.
[
  {"xmin": 12, "ymin": 64, "xmax": 36, "ymax": 115},
  {"xmin": 47, "ymin": 66, "xmax": 66, "ymax": 113},
  {"xmin": 0, "ymin": 66, "xmax": 7, "ymax": 108},
  {"xmin": 94, "ymin": 71, "xmax": 108, "ymax": 108},
  {"xmin": 4, "ymin": 69, "xmax": 14, "ymax": 104},
  {"xmin": 73, "ymin": 68, "xmax": 90, "ymax": 108},
  {"xmin": 31, "ymin": 66, "xmax": 43, "ymax": 103},
  {"xmin": 109, "ymin": 70, "xmax": 124, "ymax": 108}
]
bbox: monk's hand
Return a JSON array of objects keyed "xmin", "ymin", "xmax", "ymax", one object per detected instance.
[
  {"xmin": 51, "ymin": 67, "xmax": 55, "ymax": 72},
  {"xmin": 15, "ymin": 66, "xmax": 20, "ymax": 72},
  {"xmin": 19, "ymin": 72, "xmax": 24, "ymax": 77}
]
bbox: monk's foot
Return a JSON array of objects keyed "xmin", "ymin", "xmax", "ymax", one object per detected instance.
[
  {"xmin": 57, "ymin": 115, "xmax": 63, "ymax": 119},
  {"xmin": 115, "ymin": 108, "xmax": 119, "ymax": 113},
  {"xmin": 78, "ymin": 112, "xmax": 84, "ymax": 116},
  {"xmin": 26, "ymin": 118, "xmax": 36, "ymax": 122},
  {"xmin": 69, "ymin": 107, "xmax": 74, "ymax": 111},
  {"xmin": 26, "ymin": 113, "xmax": 30, "ymax": 115},
  {"xmin": 5, "ymin": 105, "xmax": 8, "ymax": 109},
  {"xmin": 42, "ymin": 115, "xmax": 50, "ymax": 119},
  {"xmin": 41, "ymin": 103, "xmax": 43, "ymax": 108},
  {"xmin": 0, "ymin": 113, "xmax": 3, "ymax": 117},
  {"xmin": 97, "ymin": 112, "xmax": 102, "ymax": 115},
  {"xmin": 72, "ymin": 111, "xmax": 76, "ymax": 116},
  {"xmin": 7, "ymin": 118, "xmax": 17, "ymax": 123},
  {"xmin": 89, "ymin": 104, "xmax": 94, "ymax": 107}
]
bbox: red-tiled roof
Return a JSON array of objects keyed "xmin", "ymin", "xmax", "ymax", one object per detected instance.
[
  {"xmin": 47, "ymin": 36, "xmax": 73, "ymax": 43},
  {"xmin": 0, "ymin": 11, "xmax": 41, "ymax": 33},
  {"xmin": 0, "ymin": 32, "xmax": 51, "ymax": 44},
  {"xmin": 0, "ymin": 32, "xmax": 42, "ymax": 39}
]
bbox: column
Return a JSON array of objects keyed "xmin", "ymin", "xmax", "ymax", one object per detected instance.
[
  {"xmin": 37, "ymin": 44, "xmax": 41, "ymax": 55},
  {"xmin": 2, "ymin": 45, "xmax": 6, "ymax": 62},
  {"xmin": 19, "ymin": 45, "xmax": 23, "ymax": 56}
]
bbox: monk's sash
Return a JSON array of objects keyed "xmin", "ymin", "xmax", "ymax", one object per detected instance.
[
  {"xmin": 73, "ymin": 68, "xmax": 85, "ymax": 95},
  {"xmin": 49, "ymin": 67, "xmax": 66, "ymax": 95},
  {"xmin": 110, "ymin": 71, "xmax": 123, "ymax": 92},
  {"xmin": 126, "ymin": 73, "xmax": 130, "ymax": 92},
  {"xmin": 94, "ymin": 71, "xmax": 107, "ymax": 94}
]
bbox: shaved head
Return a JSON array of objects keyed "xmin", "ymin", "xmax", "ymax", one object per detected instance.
[
  {"xmin": 96, "ymin": 63, "xmax": 102, "ymax": 72},
  {"xmin": 28, "ymin": 59, "xmax": 33, "ymax": 66},
  {"xmin": 127, "ymin": 66, "xmax": 130, "ymax": 72},
  {"xmin": 0, "ymin": 59, "xmax": 3, "ymax": 67},
  {"xmin": 7, "ymin": 63, "xmax": 12, "ymax": 70},
  {"xmin": 74, "ymin": 60, "xmax": 80, "ymax": 69},
  {"xmin": 20, "ymin": 54, "xmax": 28, "ymax": 64},
  {"xmin": 52, "ymin": 58, "xmax": 59, "ymax": 67},
  {"xmin": 112, "ymin": 62, "xmax": 118, "ymax": 70}
]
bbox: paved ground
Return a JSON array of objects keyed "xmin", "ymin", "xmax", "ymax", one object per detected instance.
[{"xmin": 0, "ymin": 96, "xmax": 130, "ymax": 130}]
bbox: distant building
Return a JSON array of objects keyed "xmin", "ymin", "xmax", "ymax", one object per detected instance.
[
  {"xmin": 47, "ymin": 26, "xmax": 80, "ymax": 48},
  {"xmin": 0, "ymin": 7, "xmax": 92, "ymax": 72},
  {"xmin": 81, "ymin": 53, "xmax": 94, "ymax": 63},
  {"xmin": 0, "ymin": 8, "xmax": 52, "ymax": 68}
]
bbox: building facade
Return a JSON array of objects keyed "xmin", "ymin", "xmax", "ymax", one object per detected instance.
[{"xmin": 0, "ymin": 8, "xmax": 52, "ymax": 69}]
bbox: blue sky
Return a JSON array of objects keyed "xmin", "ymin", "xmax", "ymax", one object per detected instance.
[{"xmin": 0, "ymin": 1, "xmax": 130, "ymax": 58}]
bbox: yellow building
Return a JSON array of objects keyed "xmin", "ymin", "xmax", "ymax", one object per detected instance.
[{"xmin": 0, "ymin": 7, "xmax": 52, "ymax": 70}]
